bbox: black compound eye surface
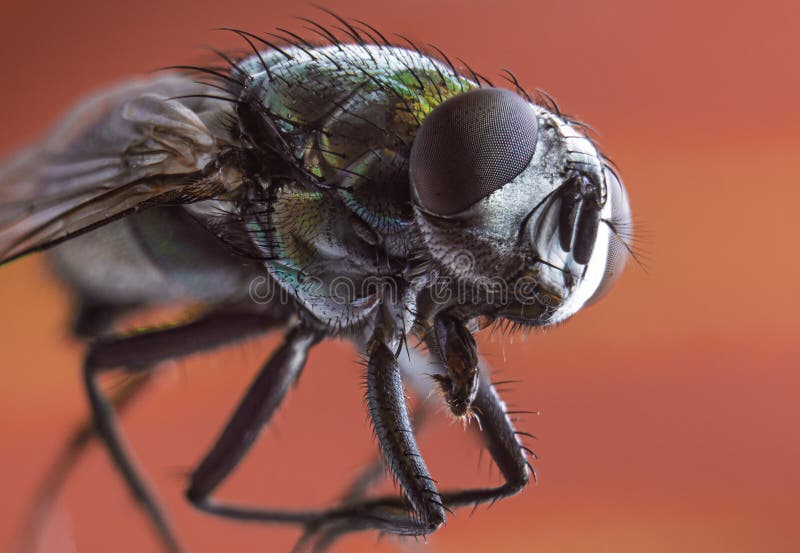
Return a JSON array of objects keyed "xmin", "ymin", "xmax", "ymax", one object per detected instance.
[{"xmin": 410, "ymin": 88, "xmax": 538, "ymax": 215}]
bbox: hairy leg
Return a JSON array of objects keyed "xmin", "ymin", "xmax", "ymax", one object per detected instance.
[
  {"xmin": 184, "ymin": 330, "xmax": 446, "ymax": 538},
  {"xmin": 292, "ymin": 404, "xmax": 432, "ymax": 553},
  {"xmin": 13, "ymin": 299, "xmax": 146, "ymax": 553},
  {"xmin": 298, "ymin": 366, "xmax": 532, "ymax": 550},
  {"xmin": 293, "ymin": 348, "xmax": 533, "ymax": 552},
  {"xmin": 176, "ymin": 331, "xmax": 532, "ymax": 551},
  {"xmin": 83, "ymin": 308, "xmax": 289, "ymax": 552}
]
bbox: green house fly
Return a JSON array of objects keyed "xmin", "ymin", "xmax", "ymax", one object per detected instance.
[{"xmin": 0, "ymin": 10, "xmax": 633, "ymax": 553}]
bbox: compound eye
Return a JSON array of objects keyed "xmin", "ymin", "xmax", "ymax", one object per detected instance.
[{"xmin": 410, "ymin": 88, "xmax": 538, "ymax": 215}]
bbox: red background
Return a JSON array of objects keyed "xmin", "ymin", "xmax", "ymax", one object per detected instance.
[{"xmin": 1, "ymin": 1, "xmax": 798, "ymax": 552}]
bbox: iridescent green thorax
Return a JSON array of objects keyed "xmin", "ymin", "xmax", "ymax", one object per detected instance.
[
  {"xmin": 236, "ymin": 44, "xmax": 477, "ymax": 324},
  {"xmin": 240, "ymin": 44, "xmax": 476, "ymax": 184}
]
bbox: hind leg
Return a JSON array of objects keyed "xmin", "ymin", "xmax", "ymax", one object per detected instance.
[
  {"xmin": 13, "ymin": 301, "xmax": 147, "ymax": 553},
  {"xmin": 81, "ymin": 308, "xmax": 290, "ymax": 552},
  {"xmin": 13, "ymin": 372, "xmax": 152, "ymax": 553}
]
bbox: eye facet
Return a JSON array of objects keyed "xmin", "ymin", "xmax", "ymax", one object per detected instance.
[
  {"xmin": 410, "ymin": 88, "xmax": 539, "ymax": 215},
  {"xmin": 586, "ymin": 168, "xmax": 633, "ymax": 305}
]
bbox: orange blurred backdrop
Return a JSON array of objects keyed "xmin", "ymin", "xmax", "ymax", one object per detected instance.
[{"xmin": 1, "ymin": 1, "xmax": 798, "ymax": 552}]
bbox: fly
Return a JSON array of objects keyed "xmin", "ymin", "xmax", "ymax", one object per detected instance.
[{"xmin": 0, "ymin": 11, "xmax": 634, "ymax": 553}]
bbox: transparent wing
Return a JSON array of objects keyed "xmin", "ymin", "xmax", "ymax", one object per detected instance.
[{"xmin": 0, "ymin": 74, "xmax": 237, "ymax": 264}]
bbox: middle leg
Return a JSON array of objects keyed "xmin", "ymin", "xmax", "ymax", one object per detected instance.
[{"xmin": 185, "ymin": 331, "xmax": 447, "ymax": 537}]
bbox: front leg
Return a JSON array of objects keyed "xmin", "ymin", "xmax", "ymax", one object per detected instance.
[
  {"xmin": 404, "ymin": 347, "xmax": 533, "ymax": 506},
  {"xmin": 439, "ymin": 366, "xmax": 532, "ymax": 507},
  {"xmin": 293, "ymin": 346, "xmax": 532, "ymax": 553},
  {"xmin": 427, "ymin": 314, "xmax": 480, "ymax": 418},
  {"xmin": 363, "ymin": 336, "xmax": 446, "ymax": 533}
]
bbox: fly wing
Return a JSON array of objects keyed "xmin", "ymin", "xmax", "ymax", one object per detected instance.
[{"xmin": 0, "ymin": 74, "xmax": 238, "ymax": 264}]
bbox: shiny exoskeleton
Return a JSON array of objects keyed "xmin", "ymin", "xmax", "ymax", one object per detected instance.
[{"xmin": 0, "ymin": 18, "xmax": 633, "ymax": 553}]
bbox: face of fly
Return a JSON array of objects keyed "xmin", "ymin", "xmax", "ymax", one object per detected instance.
[{"xmin": 410, "ymin": 87, "xmax": 633, "ymax": 328}]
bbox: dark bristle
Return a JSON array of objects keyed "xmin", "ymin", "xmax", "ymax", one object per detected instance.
[
  {"xmin": 472, "ymin": 70, "xmax": 495, "ymax": 88},
  {"xmin": 216, "ymin": 30, "xmax": 273, "ymax": 80},
  {"xmin": 167, "ymin": 93, "xmax": 239, "ymax": 104},
  {"xmin": 266, "ymin": 31, "xmax": 313, "ymax": 58},
  {"xmin": 296, "ymin": 17, "xmax": 344, "ymax": 50},
  {"xmin": 165, "ymin": 65, "xmax": 247, "ymax": 92},
  {"xmin": 427, "ymin": 44, "xmax": 460, "ymax": 80},
  {"xmin": 225, "ymin": 27, "xmax": 295, "ymax": 62},
  {"xmin": 317, "ymin": 7, "xmax": 366, "ymax": 45},
  {"xmin": 351, "ymin": 20, "xmax": 381, "ymax": 47},
  {"xmin": 500, "ymin": 68, "xmax": 532, "ymax": 101},
  {"xmin": 394, "ymin": 33, "xmax": 425, "ymax": 58},
  {"xmin": 354, "ymin": 19, "xmax": 393, "ymax": 47},
  {"xmin": 456, "ymin": 57, "xmax": 482, "ymax": 90},
  {"xmin": 276, "ymin": 27, "xmax": 315, "ymax": 48},
  {"xmin": 535, "ymin": 88, "xmax": 561, "ymax": 115}
]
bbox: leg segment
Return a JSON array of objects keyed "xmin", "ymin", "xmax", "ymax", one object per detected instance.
[
  {"xmin": 13, "ymin": 373, "xmax": 152, "ymax": 553},
  {"xmin": 296, "ymin": 369, "xmax": 531, "ymax": 552},
  {"xmin": 87, "ymin": 310, "xmax": 288, "ymax": 369},
  {"xmin": 184, "ymin": 333, "xmax": 445, "ymax": 539},
  {"xmin": 341, "ymin": 404, "xmax": 431, "ymax": 505},
  {"xmin": 186, "ymin": 325, "xmax": 322, "ymax": 505},
  {"xmin": 398, "ymin": 349, "xmax": 532, "ymax": 506},
  {"xmin": 438, "ymin": 369, "xmax": 531, "ymax": 507},
  {"xmin": 179, "ymin": 338, "xmax": 529, "ymax": 551},
  {"xmin": 71, "ymin": 298, "xmax": 140, "ymax": 338},
  {"xmin": 293, "ymin": 404, "xmax": 433, "ymax": 553},
  {"xmin": 83, "ymin": 309, "xmax": 289, "ymax": 553},
  {"xmin": 363, "ymin": 338, "xmax": 446, "ymax": 532}
]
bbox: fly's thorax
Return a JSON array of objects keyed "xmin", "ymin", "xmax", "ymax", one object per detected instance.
[
  {"xmin": 234, "ymin": 43, "xmax": 474, "ymax": 181},
  {"xmin": 233, "ymin": 44, "xmax": 478, "ymax": 264}
]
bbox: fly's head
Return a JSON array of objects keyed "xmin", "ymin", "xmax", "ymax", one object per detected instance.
[{"xmin": 410, "ymin": 87, "xmax": 633, "ymax": 333}]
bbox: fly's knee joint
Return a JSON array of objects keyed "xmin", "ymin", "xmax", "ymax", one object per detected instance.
[
  {"xmin": 508, "ymin": 469, "xmax": 531, "ymax": 495},
  {"xmin": 184, "ymin": 484, "xmax": 207, "ymax": 508},
  {"xmin": 424, "ymin": 507, "xmax": 446, "ymax": 532}
]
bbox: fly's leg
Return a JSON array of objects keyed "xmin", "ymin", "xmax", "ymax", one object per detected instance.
[
  {"xmin": 82, "ymin": 308, "xmax": 289, "ymax": 553},
  {"xmin": 375, "ymin": 369, "xmax": 531, "ymax": 508},
  {"xmin": 438, "ymin": 370, "xmax": 532, "ymax": 507},
  {"xmin": 184, "ymin": 331, "xmax": 447, "ymax": 540},
  {"xmin": 291, "ymin": 354, "xmax": 532, "ymax": 553},
  {"xmin": 13, "ymin": 372, "xmax": 152, "ymax": 553},
  {"xmin": 71, "ymin": 298, "xmax": 141, "ymax": 339},
  {"xmin": 340, "ymin": 405, "xmax": 431, "ymax": 504},
  {"xmin": 14, "ymin": 299, "xmax": 148, "ymax": 553},
  {"xmin": 293, "ymin": 403, "xmax": 433, "ymax": 553},
  {"xmin": 403, "ymin": 348, "xmax": 533, "ymax": 508},
  {"xmin": 185, "ymin": 324, "xmax": 322, "ymax": 507}
]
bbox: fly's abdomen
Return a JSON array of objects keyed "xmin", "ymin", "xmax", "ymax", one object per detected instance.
[{"xmin": 48, "ymin": 216, "xmax": 193, "ymax": 306}]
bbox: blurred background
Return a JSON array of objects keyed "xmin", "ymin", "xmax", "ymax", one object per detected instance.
[{"xmin": 1, "ymin": 0, "xmax": 798, "ymax": 552}]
